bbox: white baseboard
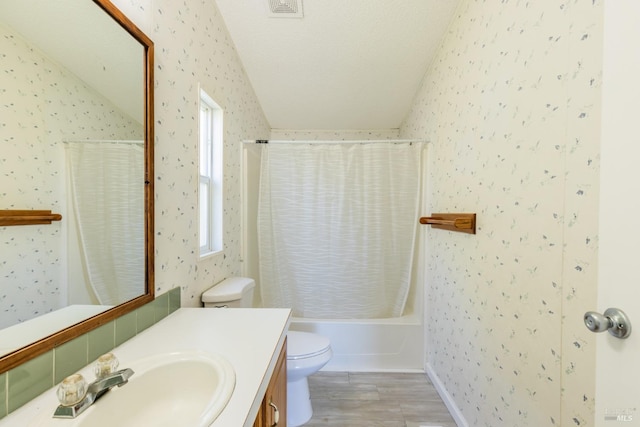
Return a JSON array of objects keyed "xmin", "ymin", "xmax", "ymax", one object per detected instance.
[{"xmin": 425, "ymin": 363, "xmax": 469, "ymax": 427}]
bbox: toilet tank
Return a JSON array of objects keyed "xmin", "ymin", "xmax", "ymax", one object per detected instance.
[{"xmin": 201, "ymin": 277, "xmax": 256, "ymax": 308}]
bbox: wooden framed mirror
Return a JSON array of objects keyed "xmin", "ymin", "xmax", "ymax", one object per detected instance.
[{"xmin": 0, "ymin": 0, "xmax": 154, "ymax": 372}]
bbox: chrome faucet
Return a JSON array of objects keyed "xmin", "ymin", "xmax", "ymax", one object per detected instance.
[{"xmin": 53, "ymin": 368, "xmax": 134, "ymax": 418}]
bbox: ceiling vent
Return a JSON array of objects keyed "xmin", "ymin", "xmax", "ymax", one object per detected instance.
[{"xmin": 267, "ymin": 0, "xmax": 303, "ymax": 18}]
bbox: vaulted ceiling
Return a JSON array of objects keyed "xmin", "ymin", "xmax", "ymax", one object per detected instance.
[{"xmin": 215, "ymin": 0, "xmax": 461, "ymax": 130}]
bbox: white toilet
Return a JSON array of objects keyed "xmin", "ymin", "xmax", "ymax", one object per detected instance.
[
  {"xmin": 201, "ymin": 277, "xmax": 332, "ymax": 427},
  {"xmin": 285, "ymin": 330, "xmax": 332, "ymax": 426}
]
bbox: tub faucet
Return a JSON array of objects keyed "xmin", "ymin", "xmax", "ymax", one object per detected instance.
[{"xmin": 53, "ymin": 368, "xmax": 134, "ymax": 418}]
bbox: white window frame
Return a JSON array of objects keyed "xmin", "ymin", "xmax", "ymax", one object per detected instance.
[{"xmin": 199, "ymin": 88, "xmax": 223, "ymax": 257}]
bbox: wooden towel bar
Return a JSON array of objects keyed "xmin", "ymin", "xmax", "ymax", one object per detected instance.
[
  {"xmin": 419, "ymin": 213, "xmax": 476, "ymax": 234},
  {"xmin": 0, "ymin": 210, "xmax": 62, "ymax": 226}
]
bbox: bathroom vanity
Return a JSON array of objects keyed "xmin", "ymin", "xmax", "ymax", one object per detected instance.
[
  {"xmin": 0, "ymin": 308, "xmax": 291, "ymax": 427},
  {"xmin": 253, "ymin": 337, "xmax": 287, "ymax": 427}
]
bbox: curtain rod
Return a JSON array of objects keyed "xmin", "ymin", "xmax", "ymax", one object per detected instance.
[{"xmin": 242, "ymin": 139, "xmax": 430, "ymax": 145}]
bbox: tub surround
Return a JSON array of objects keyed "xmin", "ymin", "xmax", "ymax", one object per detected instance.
[{"xmin": 0, "ymin": 308, "xmax": 291, "ymax": 427}]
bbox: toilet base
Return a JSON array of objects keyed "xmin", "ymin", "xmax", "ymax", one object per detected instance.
[{"xmin": 287, "ymin": 376, "xmax": 312, "ymax": 427}]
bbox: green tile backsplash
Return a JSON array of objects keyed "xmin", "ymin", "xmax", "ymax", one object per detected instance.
[
  {"xmin": 0, "ymin": 287, "xmax": 181, "ymax": 420},
  {"xmin": 114, "ymin": 311, "xmax": 137, "ymax": 347},
  {"xmin": 0, "ymin": 374, "xmax": 6, "ymax": 419},
  {"xmin": 136, "ymin": 302, "xmax": 156, "ymax": 333},
  {"xmin": 87, "ymin": 321, "xmax": 116, "ymax": 362},
  {"xmin": 169, "ymin": 287, "xmax": 181, "ymax": 314},
  {"xmin": 54, "ymin": 335, "xmax": 89, "ymax": 384},
  {"xmin": 152, "ymin": 293, "xmax": 170, "ymax": 323},
  {"xmin": 7, "ymin": 351, "xmax": 54, "ymax": 413}
]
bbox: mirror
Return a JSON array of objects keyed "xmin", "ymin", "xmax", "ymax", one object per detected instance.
[{"xmin": 0, "ymin": 0, "xmax": 154, "ymax": 371}]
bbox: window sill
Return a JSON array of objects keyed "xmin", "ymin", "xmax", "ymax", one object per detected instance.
[{"xmin": 199, "ymin": 249, "xmax": 224, "ymax": 262}]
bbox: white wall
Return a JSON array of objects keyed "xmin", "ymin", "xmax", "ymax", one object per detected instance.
[
  {"xmin": 596, "ymin": 0, "xmax": 640, "ymax": 423},
  {"xmin": 401, "ymin": 1, "xmax": 602, "ymax": 425}
]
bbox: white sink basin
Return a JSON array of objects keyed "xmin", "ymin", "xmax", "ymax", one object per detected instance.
[{"xmin": 31, "ymin": 351, "xmax": 235, "ymax": 427}]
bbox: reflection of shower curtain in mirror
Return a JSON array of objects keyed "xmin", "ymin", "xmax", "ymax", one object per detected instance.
[
  {"xmin": 66, "ymin": 142, "xmax": 144, "ymax": 305},
  {"xmin": 258, "ymin": 142, "xmax": 422, "ymax": 319}
]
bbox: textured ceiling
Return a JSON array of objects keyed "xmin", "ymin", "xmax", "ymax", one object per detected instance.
[{"xmin": 215, "ymin": 0, "xmax": 461, "ymax": 130}]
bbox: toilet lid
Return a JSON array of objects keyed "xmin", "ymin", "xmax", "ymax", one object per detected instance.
[{"xmin": 287, "ymin": 331, "xmax": 331, "ymax": 360}]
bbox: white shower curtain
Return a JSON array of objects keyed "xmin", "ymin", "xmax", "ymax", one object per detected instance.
[
  {"xmin": 66, "ymin": 142, "xmax": 144, "ymax": 305},
  {"xmin": 258, "ymin": 142, "xmax": 422, "ymax": 319}
]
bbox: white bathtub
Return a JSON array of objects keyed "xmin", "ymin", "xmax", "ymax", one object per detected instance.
[{"xmin": 288, "ymin": 311, "xmax": 424, "ymax": 372}]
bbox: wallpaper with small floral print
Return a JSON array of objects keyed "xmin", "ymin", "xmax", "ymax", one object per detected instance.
[
  {"xmin": 400, "ymin": 0, "xmax": 602, "ymax": 426},
  {"xmin": 3, "ymin": 0, "xmax": 606, "ymax": 425},
  {"xmin": 110, "ymin": 0, "xmax": 271, "ymax": 306}
]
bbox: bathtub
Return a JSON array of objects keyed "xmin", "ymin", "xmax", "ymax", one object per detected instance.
[{"xmin": 288, "ymin": 310, "xmax": 424, "ymax": 372}]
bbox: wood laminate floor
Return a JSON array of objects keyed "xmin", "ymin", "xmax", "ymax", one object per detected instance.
[{"xmin": 304, "ymin": 372, "xmax": 458, "ymax": 427}]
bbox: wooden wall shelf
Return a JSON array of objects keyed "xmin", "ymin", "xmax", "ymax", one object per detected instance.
[
  {"xmin": 0, "ymin": 210, "xmax": 62, "ymax": 226},
  {"xmin": 419, "ymin": 213, "xmax": 476, "ymax": 234}
]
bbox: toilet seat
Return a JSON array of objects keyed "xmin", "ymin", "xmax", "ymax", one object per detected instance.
[{"xmin": 287, "ymin": 331, "xmax": 331, "ymax": 360}]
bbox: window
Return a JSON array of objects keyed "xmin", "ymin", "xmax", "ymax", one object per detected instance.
[{"xmin": 199, "ymin": 89, "xmax": 223, "ymax": 257}]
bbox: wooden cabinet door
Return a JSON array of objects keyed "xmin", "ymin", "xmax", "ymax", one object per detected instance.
[
  {"xmin": 265, "ymin": 340, "xmax": 287, "ymax": 426},
  {"xmin": 254, "ymin": 339, "xmax": 287, "ymax": 427}
]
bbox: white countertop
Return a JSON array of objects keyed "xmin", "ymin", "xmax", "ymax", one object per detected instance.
[{"xmin": 0, "ymin": 308, "xmax": 291, "ymax": 427}]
